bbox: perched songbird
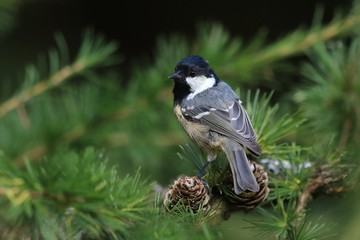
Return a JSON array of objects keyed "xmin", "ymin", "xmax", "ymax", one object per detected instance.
[{"xmin": 169, "ymin": 55, "xmax": 261, "ymax": 194}]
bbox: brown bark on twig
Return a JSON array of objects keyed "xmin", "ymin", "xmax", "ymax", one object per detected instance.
[{"xmin": 295, "ymin": 166, "xmax": 351, "ymax": 213}]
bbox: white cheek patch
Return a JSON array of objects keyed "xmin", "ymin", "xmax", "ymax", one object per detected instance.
[{"xmin": 185, "ymin": 75, "xmax": 216, "ymax": 100}]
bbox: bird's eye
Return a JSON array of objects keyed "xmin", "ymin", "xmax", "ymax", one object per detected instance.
[{"xmin": 189, "ymin": 72, "xmax": 196, "ymax": 77}]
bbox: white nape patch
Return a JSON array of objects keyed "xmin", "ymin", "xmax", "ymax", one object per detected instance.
[
  {"xmin": 185, "ymin": 75, "xmax": 216, "ymax": 100},
  {"xmin": 194, "ymin": 111, "xmax": 210, "ymax": 119}
]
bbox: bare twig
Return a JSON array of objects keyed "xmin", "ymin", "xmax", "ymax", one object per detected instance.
[
  {"xmin": 295, "ymin": 166, "xmax": 350, "ymax": 213},
  {"xmin": 295, "ymin": 175, "xmax": 323, "ymax": 213}
]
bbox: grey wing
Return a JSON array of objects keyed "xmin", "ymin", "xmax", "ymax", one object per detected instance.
[{"xmin": 183, "ymin": 100, "xmax": 261, "ymax": 157}]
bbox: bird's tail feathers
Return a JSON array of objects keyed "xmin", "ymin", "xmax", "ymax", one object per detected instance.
[{"xmin": 223, "ymin": 142, "xmax": 259, "ymax": 194}]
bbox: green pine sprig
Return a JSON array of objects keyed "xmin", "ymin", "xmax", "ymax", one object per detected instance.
[
  {"xmin": 0, "ymin": 29, "xmax": 119, "ymax": 119},
  {"xmin": 246, "ymin": 197, "xmax": 334, "ymax": 240},
  {"xmin": 294, "ymin": 36, "xmax": 360, "ymax": 151},
  {"xmin": 245, "ymin": 89, "xmax": 306, "ymax": 157},
  {"xmin": 0, "ymin": 147, "xmax": 153, "ymax": 239}
]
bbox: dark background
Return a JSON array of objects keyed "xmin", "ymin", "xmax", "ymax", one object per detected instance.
[{"xmin": 0, "ymin": 0, "xmax": 352, "ymax": 81}]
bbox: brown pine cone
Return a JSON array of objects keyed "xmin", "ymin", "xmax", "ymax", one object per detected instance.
[
  {"xmin": 163, "ymin": 176, "xmax": 211, "ymax": 214},
  {"xmin": 221, "ymin": 161, "xmax": 270, "ymax": 211}
]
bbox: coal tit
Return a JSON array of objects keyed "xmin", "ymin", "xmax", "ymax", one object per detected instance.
[{"xmin": 169, "ymin": 55, "xmax": 261, "ymax": 194}]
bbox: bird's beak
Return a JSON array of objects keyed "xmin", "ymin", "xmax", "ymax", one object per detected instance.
[{"xmin": 168, "ymin": 71, "xmax": 182, "ymax": 80}]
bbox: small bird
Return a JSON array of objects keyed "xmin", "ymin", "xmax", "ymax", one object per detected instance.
[{"xmin": 169, "ymin": 55, "xmax": 261, "ymax": 194}]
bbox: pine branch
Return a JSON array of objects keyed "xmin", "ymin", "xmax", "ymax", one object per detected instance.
[
  {"xmin": 247, "ymin": 12, "xmax": 360, "ymax": 67},
  {"xmin": 251, "ymin": 139, "xmax": 352, "ymax": 239},
  {"xmin": 295, "ymin": 174, "xmax": 323, "ymax": 214},
  {"xmin": 0, "ymin": 148, "xmax": 154, "ymax": 239},
  {"xmin": 293, "ymin": 36, "xmax": 360, "ymax": 151},
  {"xmin": 246, "ymin": 197, "xmax": 334, "ymax": 240},
  {"xmin": 13, "ymin": 97, "xmax": 185, "ymax": 166},
  {"xmin": 193, "ymin": 5, "xmax": 360, "ymax": 83},
  {"xmin": 0, "ymin": 61, "xmax": 85, "ymax": 118},
  {"xmin": 295, "ymin": 164, "xmax": 352, "ymax": 213},
  {"xmin": 245, "ymin": 90, "xmax": 306, "ymax": 156},
  {"xmin": 0, "ymin": 30, "xmax": 118, "ymax": 119},
  {"xmin": 225, "ymin": 6, "xmax": 360, "ymax": 80}
]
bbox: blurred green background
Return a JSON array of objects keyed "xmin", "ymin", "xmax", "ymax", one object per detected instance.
[
  {"xmin": 1, "ymin": 0, "xmax": 360, "ymax": 239},
  {"xmin": 0, "ymin": 0, "xmax": 351, "ymax": 80}
]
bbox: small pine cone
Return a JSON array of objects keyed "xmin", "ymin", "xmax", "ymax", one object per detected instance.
[
  {"xmin": 163, "ymin": 176, "xmax": 211, "ymax": 214},
  {"xmin": 222, "ymin": 161, "xmax": 270, "ymax": 211}
]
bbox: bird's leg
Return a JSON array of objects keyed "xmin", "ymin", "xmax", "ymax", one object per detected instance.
[
  {"xmin": 197, "ymin": 154, "xmax": 216, "ymax": 192},
  {"xmin": 196, "ymin": 154, "xmax": 216, "ymax": 178},
  {"xmin": 197, "ymin": 161, "xmax": 210, "ymax": 178}
]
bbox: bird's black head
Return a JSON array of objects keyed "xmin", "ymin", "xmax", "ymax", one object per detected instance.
[
  {"xmin": 169, "ymin": 55, "xmax": 216, "ymax": 81},
  {"xmin": 169, "ymin": 55, "xmax": 219, "ymax": 102}
]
